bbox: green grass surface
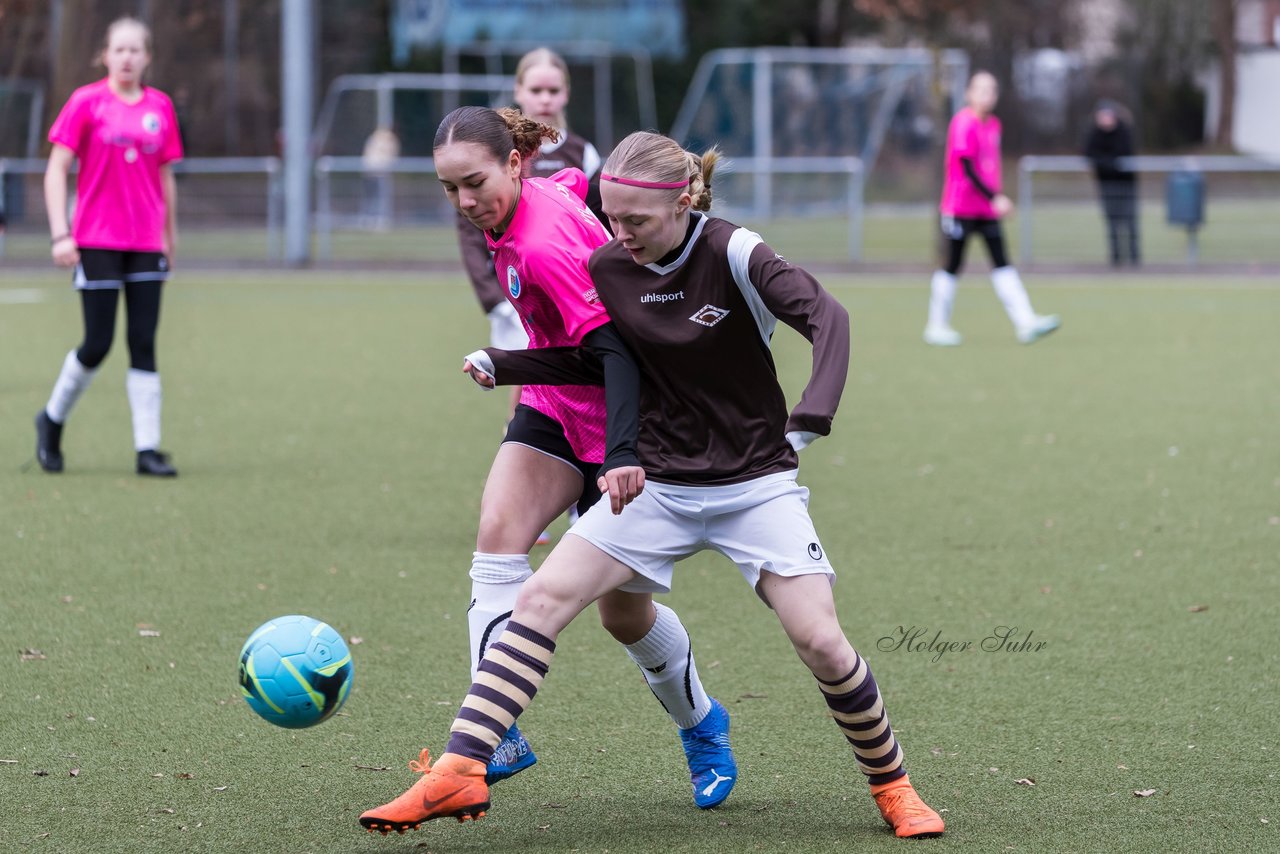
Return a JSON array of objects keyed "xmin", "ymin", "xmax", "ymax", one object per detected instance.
[{"xmin": 2, "ymin": 270, "xmax": 1278, "ymax": 853}]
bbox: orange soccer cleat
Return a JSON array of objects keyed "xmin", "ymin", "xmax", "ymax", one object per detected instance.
[
  {"xmin": 359, "ymin": 749, "xmax": 490, "ymax": 835},
  {"xmin": 870, "ymin": 775, "xmax": 945, "ymax": 839}
]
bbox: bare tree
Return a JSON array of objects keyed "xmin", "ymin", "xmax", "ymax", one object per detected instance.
[{"xmin": 1211, "ymin": 0, "xmax": 1238, "ymax": 149}]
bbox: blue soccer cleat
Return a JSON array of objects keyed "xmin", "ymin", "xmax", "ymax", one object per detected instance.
[
  {"xmin": 679, "ymin": 698, "xmax": 737, "ymax": 809},
  {"xmin": 485, "ymin": 723, "xmax": 537, "ymax": 785}
]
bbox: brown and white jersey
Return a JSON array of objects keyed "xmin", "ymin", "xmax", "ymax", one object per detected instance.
[
  {"xmin": 586, "ymin": 213, "xmax": 850, "ymax": 486},
  {"xmin": 526, "ymin": 131, "xmax": 601, "ymax": 181}
]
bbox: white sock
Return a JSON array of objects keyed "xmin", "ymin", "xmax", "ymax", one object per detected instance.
[
  {"xmin": 991, "ymin": 266, "xmax": 1036, "ymax": 330},
  {"xmin": 45, "ymin": 350, "xmax": 98, "ymax": 424},
  {"xmin": 927, "ymin": 270, "xmax": 957, "ymax": 328},
  {"xmin": 624, "ymin": 602, "xmax": 711, "ymax": 730},
  {"xmin": 126, "ymin": 369, "xmax": 163, "ymax": 451},
  {"xmin": 468, "ymin": 552, "xmax": 533, "ymax": 680}
]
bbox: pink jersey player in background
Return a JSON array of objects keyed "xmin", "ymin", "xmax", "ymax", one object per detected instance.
[
  {"xmin": 36, "ymin": 16, "xmax": 183, "ymax": 477},
  {"xmin": 924, "ymin": 71, "xmax": 1059, "ymax": 347},
  {"xmin": 363, "ymin": 106, "xmax": 736, "ymax": 811}
]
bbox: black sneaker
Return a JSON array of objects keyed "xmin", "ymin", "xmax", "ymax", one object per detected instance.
[
  {"xmin": 35, "ymin": 411, "xmax": 64, "ymax": 473},
  {"xmin": 136, "ymin": 449, "xmax": 178, "ymax": 477}
]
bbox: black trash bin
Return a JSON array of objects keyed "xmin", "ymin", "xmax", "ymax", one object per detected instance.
[
  {"xmin": 1, "ymin": 171, "xmax": 21, "ymax": 223},
  {"xmin": 1166, "ymin": 171, "xmax": 1204, "ymax": 226},
  {"xmin": 1166, "ymin": 170, "xmax": 1205, "ymax": 263}
]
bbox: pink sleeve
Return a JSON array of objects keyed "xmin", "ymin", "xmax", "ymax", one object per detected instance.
[
  {"xmin": 950, "ymin": 112, "xmax": 978, "ymax": 158},
  {"xmin": 161, "ymin": 97, "xmax": 184, "ymax": 164},
  {"xmin": 549, "ymin": 167, "xmax": 589, "ymax": 201},
  {"xmin": 48, "ymin": 92, "xmax": 86, "ymax": 155},
  {"xmin": 529, "ymin": 240, "xmax": 609, "ymax": 343}
]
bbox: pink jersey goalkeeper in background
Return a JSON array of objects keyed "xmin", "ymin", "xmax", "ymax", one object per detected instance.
[
  {"xmin": 48, "ymin": 79, "xmax": 184, "ymax": 252},
  {"xmin": 940, "ymin": 105, "xmax": 1002, "ymax": 220},
  {"xmin": 486, "ymin": 168, "xmax": 611, "ymax": 462}
]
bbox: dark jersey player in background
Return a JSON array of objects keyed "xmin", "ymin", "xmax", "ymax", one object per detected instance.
[{"xmin": 356, "ymin": 131, "xmax": 945, "ymax": 841}]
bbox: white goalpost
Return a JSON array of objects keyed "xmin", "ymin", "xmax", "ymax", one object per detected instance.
[{"xmin": 667, "ymin": 47, "xmax": 970, "ymax": 260}]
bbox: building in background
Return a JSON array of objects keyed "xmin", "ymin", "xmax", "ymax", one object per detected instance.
[
  {"xmin": 1203, "ymin": 0, "xmax": 1280, "ymax": 157},
  {"xmin": 390, "ymin": 0, "xmax": 685, "ymax": 64}
]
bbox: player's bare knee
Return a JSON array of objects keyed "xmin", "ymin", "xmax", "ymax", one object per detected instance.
[
  {"xmin": 474, "ymin": 507, "xmax": 506, "ymax": 540},
  {"xmin": 514, "ymin": 570, "xmax": 572, "ymax": 615},
  {"xmin": 596, "ymin": 595, "xmax": 652, "ymax": 644},
  {"xmin": 475, "ymin": 507, "xmax": 529, "ymax": 551},
  {"xmin": 514, "ymin": 574, "xmax": 552, "ymax": 614},
  {"xmin": 789, "ymin": 621, "xmax": 852, "ymax": 674}
]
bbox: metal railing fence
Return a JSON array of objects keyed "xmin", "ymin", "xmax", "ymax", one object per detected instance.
[{"xmin": 0, "ymin": 156, "xmax": 282, "ymax": 259}]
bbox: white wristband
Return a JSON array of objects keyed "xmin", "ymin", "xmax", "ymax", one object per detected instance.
[
  {"xmin": 786, "ymin": 430, "xmax": 820, "ymax": 452},
  {"xmin": 464, "ymin": 349, "xmax": 496, "ymax": 390}
]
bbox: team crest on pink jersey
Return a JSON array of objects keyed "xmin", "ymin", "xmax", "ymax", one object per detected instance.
[
  {"xmin": 142, "ymin": 112, "xmax": 161, "ymax": 134},
  {"xmin": 507, "ymin": 265, "xmax": 521, "ymax": 298},
  {"xmin": 689, "ymin": 304, "xmax": 730, "ymax": 327}
]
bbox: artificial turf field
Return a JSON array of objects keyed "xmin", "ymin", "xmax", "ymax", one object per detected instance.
[{"xmin": 2, "ymin": 267, "xmax": 1278, "ymax": 853}]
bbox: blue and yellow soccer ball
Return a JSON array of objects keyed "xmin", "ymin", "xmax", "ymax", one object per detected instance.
[{"xmin": 238, "ymin": 615, "xmax": 353, "ymax": 728}]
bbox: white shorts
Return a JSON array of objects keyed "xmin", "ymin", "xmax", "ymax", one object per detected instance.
[{"xmin": 568, "ymin": 469, "xmax": 835, "ymax": 596}]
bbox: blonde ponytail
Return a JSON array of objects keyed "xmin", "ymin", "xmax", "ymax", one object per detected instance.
[{"xmin": 686, "ymin": 148, "xmax": 720, "ymax": 212}]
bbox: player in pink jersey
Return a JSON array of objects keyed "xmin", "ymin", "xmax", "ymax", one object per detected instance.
[
  {"xmin": 925, "ymin": 71, "xmax": 1059, "ymax": 347},
  {"xmin": 35, "ymin": 17, "xmax": 183, "ymax": 477},
  {"xmin": 365, "ymin": 106, "xmax": 734, "ymax": 805},
  {"xmin": 456, "ymin": 47, "xmax": 607, "ymax": 428}
]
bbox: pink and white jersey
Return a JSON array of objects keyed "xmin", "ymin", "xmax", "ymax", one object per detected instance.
[
  {"xmin": 487, "ymin": 169, "xmax": 611, "ymax": 462},
  {"xmin": 48, "ymin": 79, "xmax": 183, "ymax": 252},
  {"xmin": 940, "ymin": 106, "xmax": 1002, "ymax": 219}
]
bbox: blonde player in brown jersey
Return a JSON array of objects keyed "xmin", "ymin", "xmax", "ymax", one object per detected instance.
[{"xmin": 357, "ymin": 131, "xmax": 944, "ymax": 840}]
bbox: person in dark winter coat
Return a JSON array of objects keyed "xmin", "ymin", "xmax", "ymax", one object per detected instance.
[{"xmin": 1084, "ymin": 101, "xmax": 1140, "ymax": 266}]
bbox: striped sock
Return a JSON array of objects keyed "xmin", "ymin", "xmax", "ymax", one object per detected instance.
[
  {"xmin": 446, "ymin": 621, "xmax": 555, "ymax": 763},
  {"xmin": 816, "ymin": 651, "xmax": 906, "ymax": 786}
]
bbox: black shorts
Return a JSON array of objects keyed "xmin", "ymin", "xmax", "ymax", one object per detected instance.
[
  {"xmin": 73, "ymin": 248, "xmax": 170, "ymax": 290},
  {"xmin": 940, "ymin": 215, "xmax": 1009, "ymax": 272},
  {"xmin": 940, "ymin": 215, "xmax": 1002, "ymax": 242},
  {"xmin": 502, "ymin": 404, "xmax": 602, "ymax": 516}
]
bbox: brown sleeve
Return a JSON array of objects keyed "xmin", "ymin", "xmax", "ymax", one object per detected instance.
[
  {"xmin": 485, "ymin": 345, "xmax": 604, "ymax": 387},
  {"xmin": 456, "ymin": 211, "xmax": 504, "ymax": 313},
  {"xmin": 747, "ymin": 242, "xmax": 850, "ymax": 437}
]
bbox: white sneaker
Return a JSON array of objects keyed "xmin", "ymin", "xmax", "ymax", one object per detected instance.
[
  {"xmin": 1016, "ymin": 314, "xmax": 1061, "ymax": 344},
  {"xmin": 923, "ymin": 324, "xmax": 963, "ymax": 347}
]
